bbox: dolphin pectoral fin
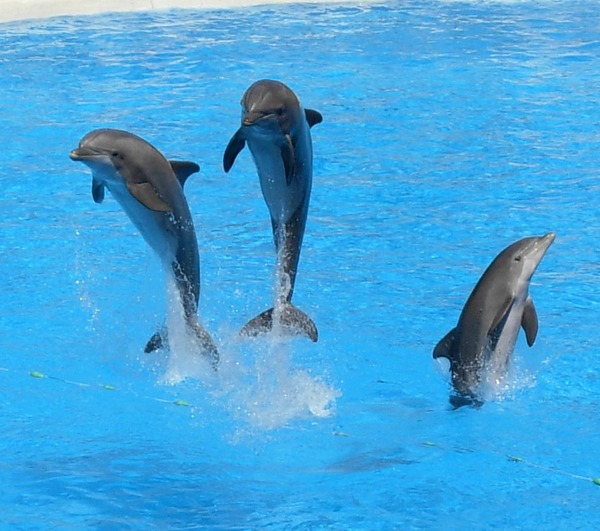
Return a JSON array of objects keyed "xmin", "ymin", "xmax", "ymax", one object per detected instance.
[
  {"xmin": 489, "ymin": 296, "xmax": 514, "ymax": 340},
  {"xmin": 223, "ymin": 128, "xmax": 246, "ymax": 172},
  {"xmin": 169, "ymin": 160, "xmax": 200, "ymax": 189},
  {"xmin": 433, "ymin": 328, "xmax": 456, "ymax": 360},
  {"xmin": 92, "ymin": 178, "xmax": 105, "ymax": 204},
  {"xmin": 241, "ymin": 304, "xmax": 318, "ymax": 342},
  {"xmin": 521, "ymin": 297, "xmax": 539, "ymax": 347},
  {"xmin": 282, "ymin": 135, "xmax": 295, "ymax": 184},
  {"xmin": 126, "ymin": 182, "xmax": 172, "ymax": 212},
  {"xmin": 188, "ymin": 321, "xmax": 220, "ymax": 370},
  {"xmin": 305, "ymin": 109, "xmax": 323, "ymax": 128},
  {"xmin": 145, "ymin": 328, "xmax": 167, "ymax": 353}
]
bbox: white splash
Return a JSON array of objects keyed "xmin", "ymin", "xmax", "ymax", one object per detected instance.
[
  {"xmin": 154, "ymin": 276, "xmax": 339, "ymax": 430},
  {"xmin": 159, "ymin": 274, "xmax": 216, "ymax": 385}
]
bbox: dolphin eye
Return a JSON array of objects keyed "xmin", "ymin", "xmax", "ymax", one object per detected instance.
[
  {"xmin": 514, "ymin": 255, "xmax": 522, "ymax": 262},
  {"xmin": 111, "ymin": 152, "xmax": 122, "ymax": 159},
  {"xmin": 276, "ymin": 106, "xmax": 285, "ymax": 116}
]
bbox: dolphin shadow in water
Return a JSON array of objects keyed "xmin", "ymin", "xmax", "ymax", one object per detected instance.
[
  {"xmin": 223, "ymin": 79, "xmax": 322, "ymax": 342},
  {"xmin": 70, "ymin": 128, "xmax": 218, "ymax": 369},
  {"xmin": 433, "ymin": 232, "xmax": 555, "ymax": 408}
]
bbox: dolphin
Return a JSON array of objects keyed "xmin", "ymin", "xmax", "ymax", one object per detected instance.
[
  {"xmin": 70, "ymin": 128, "xmax": 218, "ymax": 368},
  {"xmin": 223, "ymin": 79, "xmax": 322, "ymax": 341},
  {"xmin": 433, "ymin": 232, "xmax": 555, "ymax": 407}
]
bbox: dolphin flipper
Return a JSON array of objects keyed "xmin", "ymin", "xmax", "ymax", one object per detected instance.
[
  {"xmin": 223, "ymin": 128, "xmax": 246, "ymax": 172},
  {"xmin": 169, "ymin": 161, "xmax": 200, "ymax": 188},
  {"xmin": 521, "ymin": 297, "xmax": 538, "ymax": 347},
  {"xmin": 282, "ymin": 135, "xmax": 295, "ymax": 184},
  {"xmin": 488, "ymin": 296, "xmax": 514, "ymax": 339},
  {"xmin": 241, "ymin": 303, "xmax": 318, "ymax": 342},
  {"xmin": 92, "ymin": 178, "xmax": 105, "ymax": 203},
  {"xmin": 305, "ymin": 109, "xmax": 323, "ymax": 127}
]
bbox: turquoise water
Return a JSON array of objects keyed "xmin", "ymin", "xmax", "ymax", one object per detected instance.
[{"xmin": 1, "ymin": 1, "xmax": 600, "ymax": 528}]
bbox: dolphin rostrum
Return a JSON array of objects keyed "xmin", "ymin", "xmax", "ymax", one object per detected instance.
[
  {"xmin": 70, "ymin": 128, "xmax": 218, "ymax": 367},
  {"xmin": 223, "ymin": 79, "xmax": 322, "ymax": 341},
  {"xmin": 433, "ymin": 232, "xmax": 555, "ymax": 406}
]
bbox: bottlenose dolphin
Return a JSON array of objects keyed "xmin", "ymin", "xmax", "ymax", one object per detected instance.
[
  {"xmin": 433, "ymin": 232, "xmax": 555, "ymax": 407},
  {"xmin": 70, "ymin": 128, "xmax": 218, "ymax": 367},
  {"xmin": 223, "ymin": 79, "xmax": 322, "ymax": 341}
]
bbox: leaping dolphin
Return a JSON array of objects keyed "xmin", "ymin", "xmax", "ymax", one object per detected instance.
[
  {"xmin": 433, "ymin": 232, "xmax": 555, "ymax": 407},
  {"xmin": 223, "ymin": 79, "xmax": 322, "ymax": 341},
  {"xmin": 70, "ymin": 128, "xmax": 219, "ymax": 368}
]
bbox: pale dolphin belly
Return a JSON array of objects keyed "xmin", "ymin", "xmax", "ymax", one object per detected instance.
[
  {"xmin": 105, "ymin": 181, "xmax": 178, "ymax": 264},
  {"xmin": 489, "ymin": 297, "xmax": 526, "ymax": 372},
  {"xmin": 246, "ymin": 132, "xmax": 307, "ymax": 225}
]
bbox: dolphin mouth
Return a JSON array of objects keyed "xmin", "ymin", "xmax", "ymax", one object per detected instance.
[
  {"xmin": 242, "ymin": 111, "xmax": 275, "ymax": 127},
  {"xmin": 69, "ymin": 146, "xmax": 102, "ymax": 160},
  {"xmin": 242, "ymin": 116, "xmax": 261, "ymax": 127}
]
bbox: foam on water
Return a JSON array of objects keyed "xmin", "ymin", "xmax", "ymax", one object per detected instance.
[
  {"xmin": 433, "ymin": 345, "xmax": 542, "ymax": 405},
  {"xmin": 158, "ymin": 274, "xmax": 339, "ymax": 429}
]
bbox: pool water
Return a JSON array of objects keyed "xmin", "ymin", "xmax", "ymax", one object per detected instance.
[{"xmin": 1, "ymin": 0, "xmax": 599, "ymax": 528}]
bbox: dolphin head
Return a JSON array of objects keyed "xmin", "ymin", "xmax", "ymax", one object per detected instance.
[
  {"xmin": 69, "ymin": 128, "xmax": 146, "ymax": 175},
  {"xmin": 239, "ymin": 79, "xmax": 301, "ymax": 134},
  {"xmin": 498, "ymin": 232, "xmax": 556, "ymax": 282}
]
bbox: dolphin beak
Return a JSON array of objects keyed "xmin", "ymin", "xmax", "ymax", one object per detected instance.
[
  {"xmin": 70, "ymin": 146, "xmax": 100, "ymax": 161},
  {"xmin": 544, "ymin": 232, "xmax": 556, "ymax": 243},
  {"xmin": 242, "ymin": 111, "xmax": 266, "ymax": 127},
  {"xmin": 242, "ymin": 116, "xmax": 256, "ymax": 126},
  {"xmin": 541, "ymin": 232, "xmax": 556, "ymax": 250},
  {"xmin": 529, "ymin": 232, "xmax": 555, "ymax": 263}
]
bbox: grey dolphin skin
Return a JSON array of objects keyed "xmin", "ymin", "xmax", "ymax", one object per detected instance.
[
  {"xmin": 433, "ymin": 232, "xmax": 555, "ymax": 407},
  {"xmin": 223, "ymin": 79, "xmax": 322, "ymax": 341},
  {"xmin": 70, "ymin": 128, "xmax": 218, "ymax": 368}
]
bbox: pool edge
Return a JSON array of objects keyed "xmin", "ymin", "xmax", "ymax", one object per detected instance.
[{"xmin": 0, "ymin": 0, "xmax": 366, "ymax": 24}]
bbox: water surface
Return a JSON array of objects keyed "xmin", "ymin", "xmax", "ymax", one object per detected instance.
[{"xmin": 1, "ymin": 1, "xmax": 599, "ymax": 528}]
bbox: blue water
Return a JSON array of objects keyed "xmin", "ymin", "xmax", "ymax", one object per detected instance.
[{"xmin": 1, "ymin": 0, "xmax": 599, "ymax": 528}]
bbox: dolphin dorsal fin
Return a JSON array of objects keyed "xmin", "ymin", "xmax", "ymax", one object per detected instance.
[
  {"xmin": 305, "ymin": 109, "xmax": 323, "ymax": 128},
  {"xmin": 169, "ymin": 161, "xmax": 200, "ymax": 189},
  {"xmin": 433, "ymin": 328, "xmax": 456, "ymax": 361},
  {"xmin": 521, "ymin": 297, "xmax": 538, "ymax": 347},
  {"xmin": 92, "ymin": 178, "xmax": 105, "ymax": 204},
  {"xmin": 223, "ymin": 128, "xmax": 246, "ymax": 172},
  {"xmin": 126, "ymin": 182, "xmax": 172, "ymax": 212}
]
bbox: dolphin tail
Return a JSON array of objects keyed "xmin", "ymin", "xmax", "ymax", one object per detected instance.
[
  {"xmin": 145, "ymin": 328, "xmax": 167, "ymax": 353},
  {"xmin": 187, "ymin": 320, "xmax": 220, "ymax": 369},
  {"xmin": 144, "ymin": 323, "xmax": 219, "ymax": 369},
  {"xmin": 240, "ymin": 303, "xmax": 318, "ymax": 342},
  {"xmin": 449, "ymin": 393, "xmax": 483, "ymax": 410}
]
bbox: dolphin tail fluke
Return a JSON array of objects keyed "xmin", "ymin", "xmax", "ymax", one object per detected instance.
[
  {"xmin": 145, "ymin": 329, "xmax": 167, "ymax": 353},
  {"xmin": 449, "ymin": 393, "xmax": 483, "ymax": 410},
  {"xmin": 144, "ymin": 324, "xmax": 219, "ymax": 369},
  {"xmin": 240, "ymin": 304, "xmax": 318, "ymax": 342}
]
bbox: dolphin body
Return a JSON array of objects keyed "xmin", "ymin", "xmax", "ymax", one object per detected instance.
[
  {"xmin": 223, "ymin": 79, "xmax": 322, "ymax": 341},
  {"xmin": 70, "ymin": 128, "xmax": 218, "ymax": 367},
  {"xmin": 433, "ymin": 232, "xmax": 555, "ymax": 407}
]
